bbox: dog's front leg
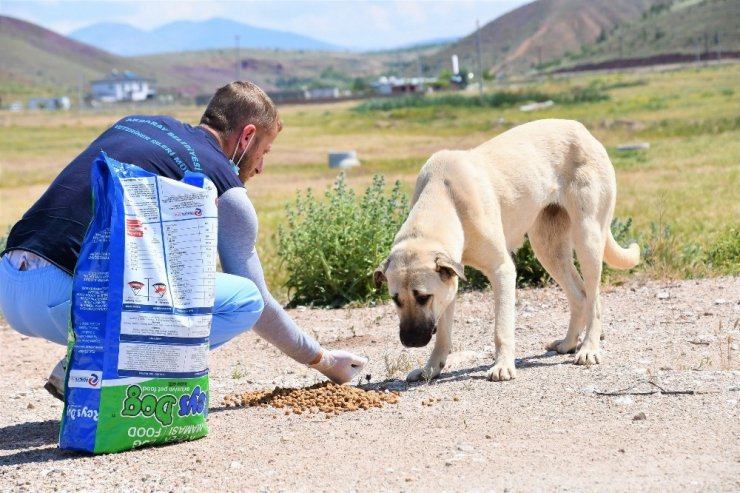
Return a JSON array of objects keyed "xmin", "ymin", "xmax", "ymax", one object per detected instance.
[
  {"xmin": 487, "ymin": 260, "xmax": 517, "ymax": 381},
  {"xmin": 407, "ymin": 299, "xmax": 455, "ymax": 382}
]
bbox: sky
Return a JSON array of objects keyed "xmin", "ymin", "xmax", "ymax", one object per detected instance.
[{"xmin": 0, "ymin": 0, "xmax": 532, "ymax": 50}]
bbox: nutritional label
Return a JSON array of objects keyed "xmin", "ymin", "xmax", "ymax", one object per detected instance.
[{"xmin": 117, "ymin": 175, "xmax": 217, "ymax": 378}]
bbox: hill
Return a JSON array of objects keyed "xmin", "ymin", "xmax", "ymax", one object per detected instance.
[
  {"xmin": 0, "ymin": 16, "xmax": 155, "ymax": 99},
  {"xmin": 0, "ymin": 15, "xmax": 426, "ymax": 101},
  {"xmin": 411, "ymin": 0, "xmax": 740, "ymax": 76},
  {"xmin": 68, "ymin": 17, "xmax": 343, "ymax": 56},
  {"xmin": 553, "ymin": 0, "xmax": 740, "ymax": 71},
  {"xmin": 418, "ymin": 0, "xmax": 672, "ymax": 77}
]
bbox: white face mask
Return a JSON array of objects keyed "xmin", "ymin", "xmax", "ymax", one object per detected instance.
[{"xmin": 229, "ymin": 133, "xmax": 256, "ymax": 175}]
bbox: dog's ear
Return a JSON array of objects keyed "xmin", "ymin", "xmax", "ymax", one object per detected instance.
[
  {"xmin": 373, "ymin": 258, "xmax": 389, "ymax": 289},
  {"xmin": 435, "ymin": 253, "xmax": 466, "ymax": 282}
]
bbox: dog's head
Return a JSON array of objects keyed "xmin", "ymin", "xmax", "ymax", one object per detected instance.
[{"xmin": 374, "ymin": 243, "xmax": 465, "ymax": 348}]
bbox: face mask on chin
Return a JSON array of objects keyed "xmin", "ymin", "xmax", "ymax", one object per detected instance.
[{"xmin": 229, "ymin": 133, "xmax": 256, "ymax": 175}]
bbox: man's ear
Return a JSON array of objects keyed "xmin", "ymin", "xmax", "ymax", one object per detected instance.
[
  {"xmin": 435, "ymin": 253, "xmax": 466, "ymax": 282},
  {"xmin": 240, "ymin": 123, "xmax": 257, "ymax": 144},
  {"xmin": 373, "ymin": 259, "xmax": 389, "ymax": 289}
]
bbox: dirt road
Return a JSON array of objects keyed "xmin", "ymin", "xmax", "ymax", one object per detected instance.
[{"xmin": 1, "ymin": 277, "xmax": 738, "ymax": 492}]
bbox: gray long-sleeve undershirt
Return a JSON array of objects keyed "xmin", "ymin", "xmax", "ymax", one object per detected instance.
[{"xmin": 217, "ymin": 187, "xmax": 321, "ymax": 364}]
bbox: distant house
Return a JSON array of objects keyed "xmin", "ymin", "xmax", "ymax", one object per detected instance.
[
  {"xmin": 306, "ymin": 87, "xmax": 340, "ymax": 100},
  {"xmin": 372, "ymin": 76, "xmax": 432, "ymax": 95},
  {"xmin": 267, "ymin": 89, "xmax": 310, "ymax": 104},
  {"xmin": 91, "ymin": 70, "xmax": 156, "ymax": 103}
]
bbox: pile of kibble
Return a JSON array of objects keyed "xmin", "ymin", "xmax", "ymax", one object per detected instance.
[{"xmin": 222, "ymin": 382, "xmax": 400, "ymax": 417}]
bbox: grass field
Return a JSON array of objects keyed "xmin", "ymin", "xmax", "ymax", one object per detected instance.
[{"xmin": 1, "ymin": 62, "xmax": 737, "ymax": 298}]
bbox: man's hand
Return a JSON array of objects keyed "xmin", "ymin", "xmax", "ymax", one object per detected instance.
[{"xmin": 309, "ymin": 349, "xmax": 368, "ymax": 384}]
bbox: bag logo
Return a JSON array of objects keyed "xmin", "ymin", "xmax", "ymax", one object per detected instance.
[{"xmin": 68, "ymin": 370, "xmax": 103, "ymax": 389}]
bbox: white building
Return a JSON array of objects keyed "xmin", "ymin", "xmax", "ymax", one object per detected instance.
[
  {"xmin": 306, "ymin": 87, "xmax": 340, "ymax": 100},
  {"xmin": 91, "ymin": 70, "xmax": 156, "ymax": 103},
  {"xmin": 373, "ymin": 76, "xmax": 434, "ymax": 95}
]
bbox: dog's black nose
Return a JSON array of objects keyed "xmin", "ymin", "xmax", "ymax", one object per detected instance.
[{"xmin": 400, "ymin": 329, "xmax": 432, "ymax": 348}]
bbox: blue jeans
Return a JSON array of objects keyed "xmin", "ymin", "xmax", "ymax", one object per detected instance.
[{"xmin": 0, "ymin": 255, "xmax": 263, "ymax": 350}]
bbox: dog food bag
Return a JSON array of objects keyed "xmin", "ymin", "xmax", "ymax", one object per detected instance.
[{"xmin": 60, "ymin": 152, "xmax": 218, "ymax": 453}]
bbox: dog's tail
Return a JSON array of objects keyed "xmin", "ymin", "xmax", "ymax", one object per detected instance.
[{"xmin": 603, "ymin": 230, "xmax": 640, "ymax": 269}]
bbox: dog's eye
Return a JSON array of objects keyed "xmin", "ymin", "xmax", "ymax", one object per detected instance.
[
  {"xmin": 391, "ymin": 294, "xmax": 402, "ymax": 307},
  {"xmin": 415, "ymin": 294, "xmax": 432, "ymax": 305}
]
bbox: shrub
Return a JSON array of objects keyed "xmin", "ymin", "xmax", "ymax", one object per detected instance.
[
  {"xmin": 610, "ymin": 216, "xmax": 638, "ymax": 250},
  {"xmin": 461, "ymin": 266, "xmax": 490, "ymax": 292},
  {"xmin": 514, "ymin": 238, "xmax": 551, "ymax": 287},
  {"xmin": 461, "ymin": 237, "xmax": 550, "ymax": 292},
  {"xmin": 462, "ymin": 217, "xmax": 638, "ymax": 291},
  {"xmin": 639, "ymin": 220, "xmax": 703, "ymax": 278},
  {"xmin": 704, "ymin": 226, "xmax": 739, "ymax": 276},
  {"xmin": 277, "ymin": 173, "xmax": 408, "ymax": 307},
  {"xmin": 353, "ymin": 87, "xmax": 607, "ymax": 113}
]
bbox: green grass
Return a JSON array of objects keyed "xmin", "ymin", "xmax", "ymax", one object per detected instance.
[{"xmin": 1, "ymin": 62, "xmax": 738, "ymax": 300}]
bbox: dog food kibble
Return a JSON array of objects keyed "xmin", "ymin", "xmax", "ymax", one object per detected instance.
[{"xmin": 222, "ymin": 382, "xmax": 400, "ymax": 416}]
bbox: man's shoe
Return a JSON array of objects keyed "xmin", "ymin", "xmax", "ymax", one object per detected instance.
[{"xmin": 44, "ymin": 358, "xmax": 66, "ymax": 401}]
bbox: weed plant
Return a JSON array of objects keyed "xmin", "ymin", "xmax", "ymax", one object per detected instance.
[
  {"xmin": 703, "ymin": 226, "xmax": 739, "ymax": 276},
  {"xmin": 277, "ymin": 173, "xmax": 408, "ymax": 307}
]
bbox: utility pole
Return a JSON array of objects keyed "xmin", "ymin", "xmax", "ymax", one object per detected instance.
[
  {"xmin": 475, "ymin": 19, "xmax": 483, "ymax": 96},
  {"xmin": 235, "ymin": 35, "xmax": 241, "ymax": 81}
]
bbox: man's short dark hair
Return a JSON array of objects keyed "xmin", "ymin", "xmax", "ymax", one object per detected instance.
[{"xmin": 200, "ymin": 81, "xmax": 282, "ymax": 138}]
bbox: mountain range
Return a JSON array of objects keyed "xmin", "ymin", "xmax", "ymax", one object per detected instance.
[
  {"xmin": 1, "ymin": 0, "xmax": 737, "ymax": 102},
  {"xmin": 68, "ymin": 18, "xmax": 343, "ymax": 56}
]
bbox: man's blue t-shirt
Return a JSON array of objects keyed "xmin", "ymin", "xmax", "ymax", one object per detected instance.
[{"xmin": 4, "ymin": 115, "xmax": 243, "ymax": 275}]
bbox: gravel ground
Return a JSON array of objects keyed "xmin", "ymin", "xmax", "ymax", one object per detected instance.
[{"xmin": 1, "ymin": 276, "xmax": 738, "ymax": 492}]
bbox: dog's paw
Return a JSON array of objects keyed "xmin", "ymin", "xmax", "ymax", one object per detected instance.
[
  {"xmin": 487, "ymin": 362, "xmax": 517, "ymax": 382},
  {"xmin": 546, "ymin": 339, "xmax": 578, "ymax": 354},
  {"xmin": 406, "ymin": 365, "xmax": 440, "ymax": 382},
  {"xmin": 573, "ymin": 348, "xmax": 601, "ymax": 365}
]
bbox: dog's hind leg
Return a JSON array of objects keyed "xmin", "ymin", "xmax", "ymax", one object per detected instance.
[
  {"xmin": 529, "ymin": 205, "xmax": 587, "ymax": 355},
  {"xmin": 570, "ymin": 216, "xmax": 607, "ymax": 365},
  {"xmin": 407, "ymin": 299, "xmax": 455, "ymax": 382}
]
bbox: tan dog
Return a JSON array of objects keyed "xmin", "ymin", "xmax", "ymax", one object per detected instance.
[{"xmin": 374, "ymin": 119, "xmax": 640, "ymax": 382}]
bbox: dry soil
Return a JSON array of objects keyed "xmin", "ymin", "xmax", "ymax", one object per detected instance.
[{"xmin": 1, "ymin": 276, "xmax": 738, "ymax": 492}]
